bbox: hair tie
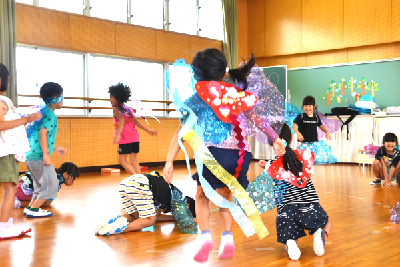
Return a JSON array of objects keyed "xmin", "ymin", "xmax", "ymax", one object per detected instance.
[
  {"xmin": 226, "ymin": 67, "xmax": 229, "ymax": 73},
  {"xmin": 282, "ymin": 139, "xmax": 287, "ymax": 148}
]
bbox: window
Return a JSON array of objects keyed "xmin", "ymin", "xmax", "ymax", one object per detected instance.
[
  {"xmin": 39, "ymin": 0, "xmax": 83, "ymax": 15},
  {"xmin": 88, "ymin": 56, "xmax": 164, "ymax": 117},
  {"xmin": 90, "ymin": 0, "xmax": 127, "ymax": 23},
  {"xmin": 16, "ymin": 47, "xmax": 85, "ymax": 116},
  {"xmin": 169, "ymin": 0, "xmax": 197, "ymax": 35},
  {"xmin": 130, "ymin": 0, "xmax": 164, "ymax": 29},
  {"xmin": 198, "ymin": 0, "xmax": 224, "ymax": 40},
  {"xmin": 16, "ymin": 0, "xmax": 33, "ymax": 4}
]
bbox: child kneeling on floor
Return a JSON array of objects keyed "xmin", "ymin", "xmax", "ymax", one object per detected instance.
[
  {"xmin": 95, "ymin": 172, "xmax": 196, "ymax": 235},
  {"xmin": 16, "ymin": 162, "xmax": 79, "ymax": 209}
]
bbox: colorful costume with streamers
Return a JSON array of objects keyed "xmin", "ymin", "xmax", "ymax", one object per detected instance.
[
  {"xmin": 167, "ymin": 59, "xmax": 285, "ymax": 239},
  {"xmin": 240, "ymin": 150, "xmax": 329, "ymax": 244},
  {"xmin": 285, "ymin": 103, "xmax": 340, "ymax": 164}
]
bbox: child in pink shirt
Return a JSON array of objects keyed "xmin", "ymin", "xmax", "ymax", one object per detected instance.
[{"xmin": 109, "ymin": 83, "xmax": 157, "ymax": 174}]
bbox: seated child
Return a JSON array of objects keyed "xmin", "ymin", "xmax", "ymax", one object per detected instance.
[
  {"xmin": 370, "ymin": 133, "xmax": 400, "ymax": 186},
  {"xmin": 15, "ymin": 162, "xmax": 79, "ymax": 209},
  {"xmin": 95, "ymin": 172, "xmax": 196, "ymax": 236}
]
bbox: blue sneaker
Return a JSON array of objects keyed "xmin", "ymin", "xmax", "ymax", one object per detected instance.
[
  {"xmin": 369, "ymin": 179, "xmax": 381, "ymax": 185},
  {"xmin": 95, "ymin": 215, "xmax": 120, "ymax": 234},
  {"xmin": 97, "ymin": 217, "xmax": 128, "ymax": 236}
]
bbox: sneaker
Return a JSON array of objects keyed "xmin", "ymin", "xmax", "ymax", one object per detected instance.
[
  {"xmin": 313, "ymin": 228, "xmax": 327, "ymax": 256},
  {"xmin": 286, "ymin": 239, "xmax": 301, "ymax": 260},
  {"xmin": 95, "ymin": 214, "xmax": 120, "ymax": 235},
  {"xmin": 370, "ymin": 179, "xmax": 382, "ymax": 185},
  {"xmin": 218, "ymin": 233, "xmax": 235, "ymax": 259},
  {"xmin": 193, "ymin": 232, "xmax": 213, "ymax": 262},
  {"xmin": 25, "ymin": 208, "xmax": 52, "ymax": 218},
  {"xmin": 23, "ymin": 207, "xmax": 29, "ymax": 216},
  {"xmin": 97, "ymin": 216, "xmax": 128, "ymax": 236}
]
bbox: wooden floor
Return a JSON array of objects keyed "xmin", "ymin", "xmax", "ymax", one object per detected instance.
[{"xmin": 0, "ymin": 163, "xmax": 400, "ymax": 267}]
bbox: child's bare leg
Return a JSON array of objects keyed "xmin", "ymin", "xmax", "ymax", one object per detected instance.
[
  {"xmin": 41, "ymin": 200, "xmax": 53, "ymax": 207},
  {"xmin": 215, "ymin": 187, "xmax": 233, "ymax": 232},
  {"xmin": 128, "ymin": 153, "xmax": 141, "ymax": 174},
  {"xmin": 372, "ymin": 160, "xmax": 384, "ymax": 179},
  {"xmin": 119, "ymin": 154, "xmax": 136, "ymax": 175},
  {"xmin": 155, "ymin": 210, "xmax": 174, "ymax": 222},
  {"xmin": 0, "ymin": 182, "xmax": 17, "ymax": 223},
  {"xmin": 193, "ymin": 185, "xmax": 213, "ymax": 262},
  {"xmin": 215, "ymin": 186, "xmax": 235, "ymax": 259},
  {"xmin": 195, "ymin": 185, "xmax": 210, "ymax": 231},
  {"xmin": 323, "ymin": 219, "xmax": 332, "ymax": 235},
  {"xmin": 19, "ymin": 200, "xmax": 31, "ymax": 208},
  {"xmin": 29, "ymin": 199, "xmax": 47, "ymax": 209}
]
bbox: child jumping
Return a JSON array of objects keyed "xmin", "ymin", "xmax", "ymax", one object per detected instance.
[
  {"xmin": 15, "ymin": 162, "xmax": 79, "ymax": 208},
  {"xmin": 292, "ymin": 96, "xmax": 337, "ymax": 164},
  {"xmin": 109, "ymin": 83, "xmax": 157, "ymax": 175},
  {"xmin": 24, "ymin": 82, "xmax": 67, "ymax": 218},
  {"xmin": 164, "ymin": 49, "xmax": 286, "ymax": 262},
  {"xmin": 370, "ymin": 133, "xmax": 400, "ymax": 186},
  {"xmin": 0, "ymin": 63, "xmax": 41, "ymax": 239}
]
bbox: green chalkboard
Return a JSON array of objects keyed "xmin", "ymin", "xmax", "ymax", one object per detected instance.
[
  {"xmin": 288, "ymin": 60, "xmax": 400, "ymax": 113},
  {"xmin": 261, "ymin": 65, "xmax": 287, "ymax": 101}
]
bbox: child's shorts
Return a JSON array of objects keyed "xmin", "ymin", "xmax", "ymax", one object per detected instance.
[
  {"xmin": 0, "ymin": 155, "xmax": 19, "ymax": 184},
  {"xmin": 192, "ymin": 147, "xmax": 252, "ymax": 190},
  {"xmin": 26, "ymin": 160, "xmax": 58, "ymax": 200},
  {"xmin": 276, "ymin": 203, "xmax": 329, "ymax": 244},
  {"xmin": 118, "ymin": 142, "xmax": 139, "ymax": 154}
]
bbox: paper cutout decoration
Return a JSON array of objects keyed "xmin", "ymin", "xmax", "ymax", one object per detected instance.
[
  {"xmin": 347, "ymin": 77, "xmax": 357, "ymax": 94},
  {"xmin": 339, "ymin": 78, "xmax": 347, "ymax": 95},
  {"xmin": 355, "ymin": 93, "xmax": 361, "ymax": 101},
  {"xmin": 337, "ymin": 96, "xmax": 341, "ymax": 103},
  {"xmin": 195, "ymin": 81, "xmax": 258, "ymax": 123},
  {"xmin": 323, "ymin": 90, "xmax": 333, "ymax": 106},
  {"xmin": 329, "ymin": 80, "xmax": 336, "ymax": 97},
  {"xmin": 357, "ymin": 77, "xmax": 367, "ymax": 95},
  {"xmin": 367, "ymin": 80, "xmax": 379, "ymax": 97}
]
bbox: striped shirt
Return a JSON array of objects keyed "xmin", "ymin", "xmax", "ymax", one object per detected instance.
[
  {"xmin": 265, "ymin": 157, "xmax": 320, "ymax": 213},
  {"xmin": 119, "ymin": 175, "xmax": 156, "ymax": 218}
]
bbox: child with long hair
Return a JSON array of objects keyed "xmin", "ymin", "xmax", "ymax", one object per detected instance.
[
  {"xmin": 109, "ymin": 83, "xmax": 157, "ymax": 175},
  {"xmin": 370, "ymin": 133, "xmax": 400, "ymax": 186},
  {"xmin": 292, "ymin": 96, "xmax": 337, "ymax": 164},
  {"xmin": 15, "ymin": 162, "xmax": 80, "ymax": 208},
  {"xmin": 164, "ymin": 49, "xmax": 286, "ymax": 262},
  {"xmin": 248, "ymin": 124, "xmax": 332, "ymax": 260},
  {"xmin": 0, "ymin": 63, "xmax": 41, "ymax": 239}
]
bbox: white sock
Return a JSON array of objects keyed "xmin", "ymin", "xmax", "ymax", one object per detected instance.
[{"xmin": 286, "ymin": 239, "xmax": 301, "ymax": 260}]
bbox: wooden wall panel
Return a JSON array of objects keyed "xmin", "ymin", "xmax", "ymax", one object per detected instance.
[
  {"xmin": 237, "ymin": 0, "xmax": 248, "ymax": 58},
  {"xmin": 256, "ymin": 54, "xmax": 307, "ymax": 69},
  {"xmin": 302, "ymin": 0, "xmax": 343, "ymax": 52},
  {"xmin": 155, "ymin": 31, "xmax": 191, "ymax": 63},
  {"xmin": 116, "ymin": 24, "xmax": 156, "ymax": 60},
  {"xmin": 344, "ymin": 0, "xmax": 391, "ymax": 47},
  {"xmin": 395, "ymin": 42, "xmax": 400, "ymax": 57},
  {"xmin": 347, "ymin": 43, "xmax": 397, "ymax": 63},
  {"xmin": 69, "ymin": 15, "xmax": 116, "ymax": 55},
  {"xmin": 136, "ymin": 126, "xmax": 159, "ymax": 163},
  {"xmin": 307, "ymin": 49, "xmax": 348, "ymax": 67},
  {"xmin": 190, "ymin": 37, "xmax": 223, "ymax": 62},
  {"xmin": 248, "ymin": 0, "xmax": 265, "ymax": 57},
  {"xmin": 70, "ymin": 118, "xmax": 118, "ymax": 167},
  {"xmin": 393, "ymin": 0, "xmax": 400, "ymax": 41},
  {"xmin": 16, "ymin": 4, "xmax": 69, "ymax": 50},
  {"xmin": 264, "ymin": 0, "xmax": 302, "ymax": 56}
]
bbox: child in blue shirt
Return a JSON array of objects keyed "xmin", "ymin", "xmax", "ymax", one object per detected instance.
[{"xmin": 24, "ymin": 82, "xmax": 67, "ymax": 218}]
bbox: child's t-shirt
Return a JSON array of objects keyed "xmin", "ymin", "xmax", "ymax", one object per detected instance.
[
  {"xmin": 293, "ymin": 113, "xmax": 322, "ymax": 142},
  {"xmin": 114, "ymin": 113, "xmax": 140, "ymax": 144},
  {"xmin": 375, "ymin": 147, "xmax": 400, "ymax": 169},
  {"xmin": 25, "ymin": 107, "xmax": 58, "ymax": 161}
]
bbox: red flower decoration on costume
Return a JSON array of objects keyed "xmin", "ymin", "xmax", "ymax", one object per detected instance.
[
  {"xmin": 195, "ymin": 81, "xmax": 258, "ymax": 123},
  {"xmin": 267, "ymin": 150, "xmax": 315, "ymax": 188}
]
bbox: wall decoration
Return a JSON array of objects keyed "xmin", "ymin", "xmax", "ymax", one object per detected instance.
[
  {"xmin": 367, "ymin": 80, "xmax": 379, "ymax": 97},
  {"xmin": 339, "ymin": 78, "xmax": 346, "ymax": 95}
]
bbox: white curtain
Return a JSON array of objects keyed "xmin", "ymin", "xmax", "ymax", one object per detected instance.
[
  {"xmin": 374, "ymin": 117, "xmax": 400, "ymax": 146},
  {"xmin": 326, "ymin": 116, "xmax": 374, "ymax": 162}
]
